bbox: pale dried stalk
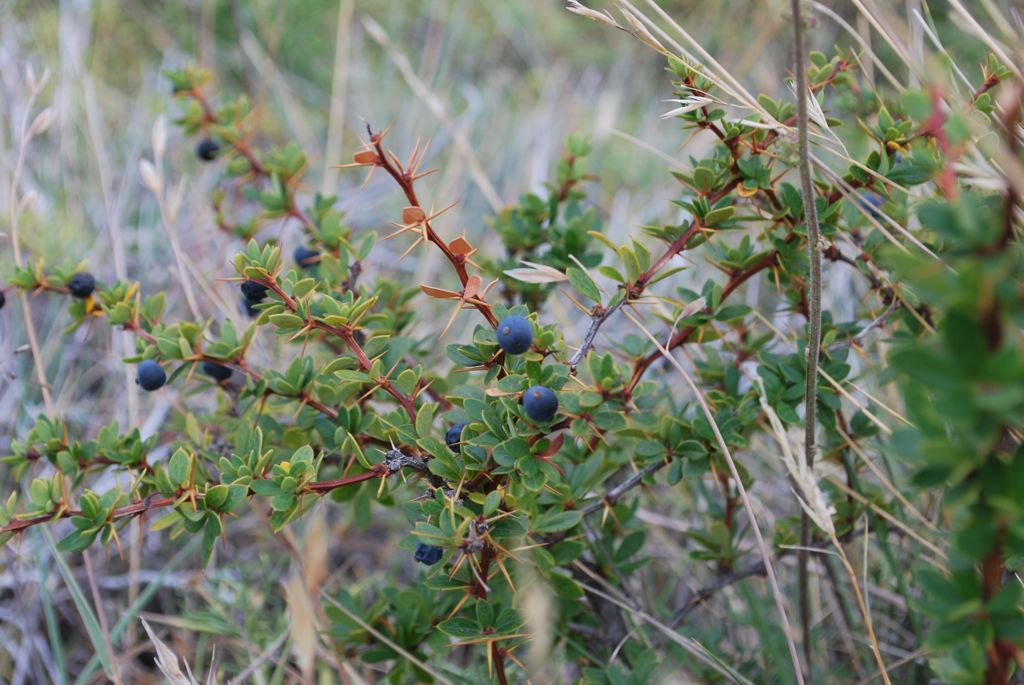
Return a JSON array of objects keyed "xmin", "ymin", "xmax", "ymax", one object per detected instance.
[
  {"xmin": 757, "ymin": 381, "xmax": 892, "ymax": 685},
  {"xmin": 791, "ymin": 1, "xmax": 823, "ymax": 676},
  {"xmin": 8, "ymin": 68, "xmax": 54, "ymax": 414}
]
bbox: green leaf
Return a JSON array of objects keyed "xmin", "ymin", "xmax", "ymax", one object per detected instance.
[
  {"xmin": 483, "ymin": 490, "xmax": 501, "ymax": 516},
  {"xmin": 547, "ymin": 571, "xmax": 584, "ymax": 599},
  {"xmin": 703, "ymin": 205, "xmax": 734, "ymax": 227},
  {"xmin": 168, "ymin": 448, "xmax": 190, "ymax": 486},
  {"xmin": 415, "ymin": 403, "xmax": 436, "ymax": 440},
  {"xmin": 250, "ymin": 479, "xmax": 280, "ymax": 497},
  {"xmin": 566, "ymin": 267, "xmax": 602, "ymax": 304},
  {"xmin": 57, "ymin": 529, "xmax": 98, "ymax": 553},
  {"xmin": 42, "ymin": 528, "xmax": 115, "ymax": 678},
  {"xmin": 437, "ymin": 616, "xmax": 480, "ymax": 638},
  {"xmin": 204, "ymin": 484, "xmax": 230, "ymax": 512},
  {"xmin": 532, "ymin": 510, "xmax": 582, "ymax": 533}
]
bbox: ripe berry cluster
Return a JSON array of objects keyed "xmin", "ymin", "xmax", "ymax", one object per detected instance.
[{"xmin": 493, "ymin": 315, "xmax": 559, "ymax": 423}]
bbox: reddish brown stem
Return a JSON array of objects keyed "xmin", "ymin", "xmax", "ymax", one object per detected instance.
[
  {"xmin": 259, "ymin": 278, "xmax": 417, "ymax": 420},
  {"xmin": 636, "ymin": 222, "xmax": 703, "ymax": 288},
  {"xmin": 493, "ymin": 643, "xmax": 510, "ymax": 685},
  {"xmin": 983, "ymin": 539, "xmax": 1013, "ymax": 685},
  {"xmin": 636, "ymin": 177, "xmax": 741, "ymax": 288},
  {"xmin": 369, "ymin": 130, "xmax": 499, "ymax": 328},
  {"xmin": 473, "ymin": 540, "xmax": 495, "ymax": 598},
  {"xmin": 2, "ymin": 462, "xmax": 395, "ymax": 536},
  {"xmin": 305, "ymin": 465, "xmax": 387, "ymax": 492}
]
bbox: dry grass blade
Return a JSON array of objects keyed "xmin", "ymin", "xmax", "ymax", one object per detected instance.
[
  {"xmin": 749, "ymin": 310, "xmax": 907, "ymax": 433},
  {"xmin": 320, "ymin": 0, "xmax": 354, "ymax": 193},
  {"xmin": 565, "ymin": 1, "xmax": 619, "ymax": 28},
  {"xmin": 756, "ymin": 383, "xmax": 892, "ymax": 685},
  {"xmin": 810, "ymin": 2, "xmax": 903, "ymax": 91},
  {"xmin": 631, "ymin": 0, "xmax": 773, "ymax": 119},
  {"xmin": 82, "ymin": 552, "xmax": 123, "ymax": 685},
  {"xmin": 823, "ymin": 475, "xmax": 946, "ymax": 563},
  {"xmin": 225, "ymin": 629, "xmax": 290, "ymax": 685},
  {"xmin": 8, "ymin": 67, "xmax": 55, "ymax": 414},
  {"xmin": 504, "ymin": 261, "xmax": 569, "ymax": 284},
  {"xmin": 946, "ymin": 0, "xmax": 1020, "ymax": 76},
  {"xmin": 617, "ymin": 5, "xmax": 670, "ymax": 56},
  {"xmin": 835, "ymin": 427, "xmax": 937, "ymax": 534},
  {"xmin": 621, "ymin": 308, "xmax": 806, "ymax": 685},
  {"xmin": 284, "ymin": 571, "xmax": 319, "ymax": 680},
  {"xmin": 140, "ymin": 618, "xmax": 198, "ymax": 685},
  {"xmin": 792, "ymin": 2, "xmax": 826, "ymax": 672},
  {"xmin": 361, "ymin": 16, "xmax": 502, "ymax": 212}
]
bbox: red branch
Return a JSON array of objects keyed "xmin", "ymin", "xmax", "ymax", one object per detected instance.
[
  {"xmin": 367, "ymin": 129, "xmax": 499, "ymax": 328},
  {"xmin": 1, "ymin": 462, "xmax": 394, "ymax": 536},
  {"xmin": 258, "ymin": 279, "xmax": 417, "ymax": 420}
]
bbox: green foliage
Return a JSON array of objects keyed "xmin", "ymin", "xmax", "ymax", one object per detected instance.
[
  {"xmin": 3, "ymin": 38, "xmax": 1022, "ymax": 684},
  {"xmin": 884, "ymin": 185, "xmax": 1024, "ymax": 682}
]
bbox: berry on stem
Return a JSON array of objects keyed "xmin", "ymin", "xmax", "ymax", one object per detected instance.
[
  {"xmin": 241, "ymin": 296, "xmax": 261, "ymax": 318},
  {"xmin": 859, "ymin": 191, "xmax": 885, "ymax": 220},
  {"xmin": 294, "ymin": 245, "xmax": 320, "ymax": 269},
  {"xmin": 201, "ymin": 361, "xmax": 233, "ymax": 382},
  {"xmin": 67, "ymin": 273, "xmax": 96, "ymax": 299},
  {"xmin": 240, "ymin": 281, "xmax": 268, "ymax": 302},
  {"xmin": 0, "ymin": 289, "xmax": 6, "ymax": 310},
  {"xmin": 414, "ymin": 543, "xmax": 444, "ymax": 566},
  {"xmin": 196, "ymin": 138, "xmax": 220, "ymax": 162},
  {"xmin": 523, "ymin": 385, "xmax": 558, "ymax": 422},
  {"xmin": 136, "ymin": 359, "xmax": 167, "ymax": 392},
  {"xmin": 445, "ymin": 422, "xmax": 469, "ymax": 453},
  {"xmin": 496, "ymin": 315, "xmax": 533, "ymax": 355}
]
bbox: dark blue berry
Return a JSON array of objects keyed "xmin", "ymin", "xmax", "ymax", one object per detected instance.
[
  {"xmin": 196, "ymin": 138, "xmax": 220, "ymax": 161},
  {"xmin": 496, "ymin": 315, "xmax": 533, "ymax": 355},
  {"xmin": 293, "ymin": 245, "xmax": 320, "ymax": 269},
  {"xmin": 445, "ymin": 422, "xmax": 469, "ymax": 453},
  {"xmin": 0, "ymin": 289, "xmax": 6, "ymax": 310},
  {"xmin": 241, "ymin": 296, "xmax": 261, "ymax": 318},
  {"xmin": 201, "ymin": 361, "xmax": 233, "ymax": 382},
  {"xmin": 859, "ymin": 192, "xmax": 885, "ymax": 220},
  {"xmin": 523, "ymin": 385, "xmax": 558, "ymax": 422},
  {"xmin": 240, "ymin": 280, "xmax": 268, "ymax": 302},
  {"xmin": 67, "ymin": 272, "xmax": 96, "ymax": 299},
  {"xmin": 136, "ymin": 360, "xmax": 166, "ymax": 391},
  {"xmin": 414, "ymin": 542, "xmax": 444, "ymax": 566}
]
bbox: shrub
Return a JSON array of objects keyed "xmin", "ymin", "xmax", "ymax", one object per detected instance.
[{"xmin": 1, "ymin": 4, "xmax": 1022, "ymax": 683}]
